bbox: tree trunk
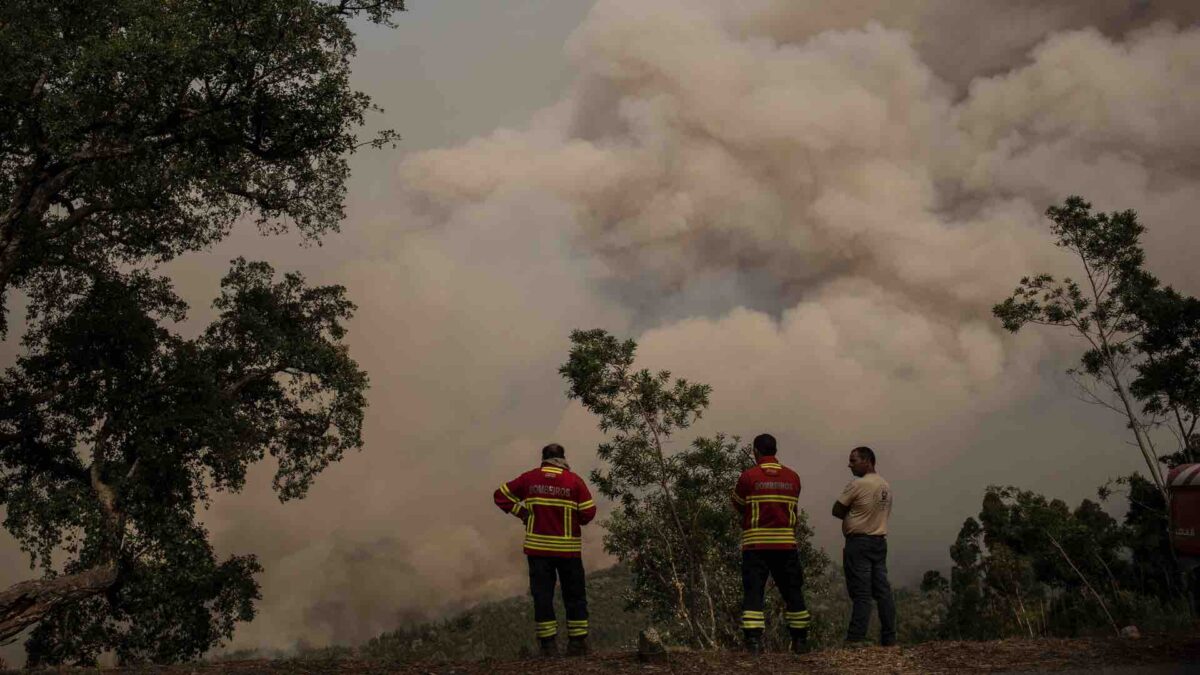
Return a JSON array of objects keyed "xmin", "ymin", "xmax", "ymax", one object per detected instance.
[
  {"xmin": 0, "ymin": 563, "xmax": 117, "ymax": 643},
  {"xmin": 1108, "ymin": 367, "xmax": 1167, "ymax": 496},
  {"xmin": 636, "ymin": 402, "xmax": 717, "ymax": 648}
]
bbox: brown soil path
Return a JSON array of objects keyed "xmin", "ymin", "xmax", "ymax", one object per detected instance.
[{"xmin": 63, "ymin": 634, "xmax": 1200, "ymax": 674}]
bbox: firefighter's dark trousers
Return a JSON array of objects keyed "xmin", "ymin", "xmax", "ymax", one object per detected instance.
[
  {"xmin": 741, "ymin": 548, "xmax": 811, "ymax": 639},
  {"xmin": 528, "ymin": 556, "xmax": 588, "ymax": 640},
  {"xmin": 843, "ymin": 534, "xmax": 896, "ymax": 645}
]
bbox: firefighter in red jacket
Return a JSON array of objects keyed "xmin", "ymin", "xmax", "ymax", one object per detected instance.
[
  {"xmin": 732, "ymin": 433, "xmax": 812, "ymax": 654},
  {"xmin": 494, "ymin": 443, "xmax": 597, "ymax": 657}
]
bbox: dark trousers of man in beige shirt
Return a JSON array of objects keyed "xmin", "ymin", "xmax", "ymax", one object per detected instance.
[{"xmin": 843, "ymin": 534, "xmax": 896, "ymax": 644}]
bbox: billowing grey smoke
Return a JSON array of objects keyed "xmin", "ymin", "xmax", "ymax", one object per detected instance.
[{"xmin": 23, "ymin": 0, "xmax": 1186, "ymax": 655}]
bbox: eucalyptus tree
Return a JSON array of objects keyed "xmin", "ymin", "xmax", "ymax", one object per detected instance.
[
  {"xmin": 0, "ymin": 0, "xmax": 403, "ymax": 662},
  {"xmin": 994, "ymin": 197, "xmax": 1199, "ymax": 497}
]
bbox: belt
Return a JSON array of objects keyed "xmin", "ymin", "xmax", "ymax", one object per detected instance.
[{"xmin": 844, "ymin": 533, "xmax": 886, "ymax": 539}]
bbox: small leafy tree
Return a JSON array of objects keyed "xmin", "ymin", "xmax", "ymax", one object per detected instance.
[
  {"xmin": 941, "ymin": 517, "xmax": 994, "ymax": 639},
  {"xmin": 560, "ymin": 329, "xmax": 829, "ymax": 648},
  {"xmin": 994, "ymin": 196, "xmax": 1200, "ymax": 496}
]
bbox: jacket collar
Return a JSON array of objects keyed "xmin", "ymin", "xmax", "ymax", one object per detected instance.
[{"xmin": 540, "ymin": 458, "xmax": 569, "ymax": 473}]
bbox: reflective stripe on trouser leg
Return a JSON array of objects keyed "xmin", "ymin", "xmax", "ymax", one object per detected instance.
[
  {"xmin": 535, "ymin": 619, "xmax": 558, "ymax": 638},
  {"xmin": 741, "ymin": 610, "xmax": 765, "ymax": 630},
  {"xmin": 567, "ymin": 619, "xmax": 589, "ymax": 637},
  {"xmin": 785, "ymin": 610, "xmax": 811, "ymax": 629}
]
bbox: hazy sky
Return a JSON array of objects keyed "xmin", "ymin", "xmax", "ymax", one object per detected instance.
[{"xmin": 3, "ymin": 0, "xmax": 1200, "ymax": 657}]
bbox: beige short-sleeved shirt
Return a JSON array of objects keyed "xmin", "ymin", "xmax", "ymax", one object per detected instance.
[{"xmin": 837, "ymin": 473, "xmax": 892, "ymax": 536}]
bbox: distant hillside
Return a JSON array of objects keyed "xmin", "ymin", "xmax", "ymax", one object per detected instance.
[
  {"xmin": 359, "ymin": 565, "xmax": 648, "ymax": 661},
  {"xmin": 352, "ymin": 564, "xmax": 964, "ymax": 662},
  {"xmin": 212, "ymin": 560, "xmax": 1146, "ymax": 664}
]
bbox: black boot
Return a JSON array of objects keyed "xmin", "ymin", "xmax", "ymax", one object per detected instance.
[
  {"xmin": 538, "ymin": 637, "xmax": 558, "ymax": 658},
  {"xmin": 790, "ymin": 628, "xmax": 811, "ymax": 655},
  {"xmin": 566, "ymin": 636, "xmax": 590, "ymax": 657},
  {"xmin": 744, "ymin": 633, "xmax": 762, "ymax": 655}
]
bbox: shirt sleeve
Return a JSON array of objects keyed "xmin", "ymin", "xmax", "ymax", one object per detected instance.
[
  {"xmin": 494, "ymin": 473, "xmax": 527, "ymax": 519},
  {"xmin": 576, "ymin": 475, "xmax": 597, "ymax": 526},
  {"xmin": 731, "ymin": 470, "xmax": 750, "ymax": 514},
  {"xmin": 837, "ymin": 479, "xmax": 859, "ymax": 507}
]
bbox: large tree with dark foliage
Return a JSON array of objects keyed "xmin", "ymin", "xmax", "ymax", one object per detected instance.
[{"xmin": 0, "ymin": 0, "xmax": 402, "ymax": 663}]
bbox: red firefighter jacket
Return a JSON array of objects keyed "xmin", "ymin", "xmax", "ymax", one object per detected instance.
[
  {"xmin": 494, "ymin": 463, "xmax": 597, "ymax": 558},
  {"xmin": 732, "ymin": 456, "xmax": 802, "ymax": 550}
]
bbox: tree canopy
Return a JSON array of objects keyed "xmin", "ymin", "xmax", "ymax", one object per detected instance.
[
  {"xmin": 995, "ymin": 196, "xmax": 1200, "ymax": 494},
  {"xmin": 0, "ymin": 0, "xmax": 403, "ymax": 334},
  {"xmin": 0, "ymin": 0, "xmax": 402, "ymax": 663},
  {"xmin": 930, "ymin": 479, "xmax": 1181, "ymax": 640}
]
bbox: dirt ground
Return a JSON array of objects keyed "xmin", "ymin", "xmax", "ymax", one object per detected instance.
[{"xmin": 53, "ymin": 634, "xmax": 1200, "ymax": 674}]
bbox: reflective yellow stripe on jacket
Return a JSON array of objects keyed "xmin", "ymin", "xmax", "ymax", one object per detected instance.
[
  {"xmin": 521, "ymin": 496, "xmax": 587, "ymax": 552},
  {"xmin": 524, "ymin": 532, "xmax": 582, "ymax": 552},
  {"xmin": 741, "ymin": 527, "xmax": 797, "ymax": 546}
]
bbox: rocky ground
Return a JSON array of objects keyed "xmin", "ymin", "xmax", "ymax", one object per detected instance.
[{"xmin": 56, "ymin": 633, "xmax": 1191, "ymax": 674}]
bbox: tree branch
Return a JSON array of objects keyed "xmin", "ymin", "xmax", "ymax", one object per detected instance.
[
  {"xmin": 223, "ymin": 369, "xmax": 278, "ymax": 398},
  {"xmin": 1046, "ymin": 533, "xmax": 1119, "ymax": 636},
  {"xmin": 0, "ymin": 564, "xmax": 119, "ymax": 644},
  {"xmin": 42, "ymin": 200, "xmax": 121, "ymax": 240}
]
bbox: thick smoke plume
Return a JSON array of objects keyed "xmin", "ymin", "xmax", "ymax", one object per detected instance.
[{"xmin": 220, "ymin": 0, "xmax": 1200, "ymax": 650}]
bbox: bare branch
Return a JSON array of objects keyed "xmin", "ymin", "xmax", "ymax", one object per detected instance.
[{"xmin": 1046, "ymin": 533, "xmax": 1120, "ymax": 636}]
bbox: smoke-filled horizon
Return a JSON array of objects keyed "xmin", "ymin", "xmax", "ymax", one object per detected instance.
[{"xmin": 2, "ymin": 0, "xmax": 1200, "ymax": 658}]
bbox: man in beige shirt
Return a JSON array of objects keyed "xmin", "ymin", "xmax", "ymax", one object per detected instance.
[{"xmin": 832, "ymin": 446, "xmax": 896, "ymax": 646}]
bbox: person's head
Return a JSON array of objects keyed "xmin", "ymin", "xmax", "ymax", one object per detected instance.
[
  {"xmin": 848, "ymin": 446, "xmax": 876, "ymax": 477},
  {"xmin": 752, "ymin": 433, "xmax": 777, "ymax": 461},
  {"xmin": 542, "ymin": 443, "xmax": 566, "ymax": 461}
]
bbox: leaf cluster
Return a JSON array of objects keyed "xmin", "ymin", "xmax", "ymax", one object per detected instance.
[
  {"xmin": 1128, "ymin": 288, "xmax": 1200, "ymax": 464},
  {"xmin": 559, "ymin": 328, "xmax": 711, "ymax": 503},
  {"xmin": 0, "ymin": 260, "xmax": 366, "ymax": 662},
  {"xmin": 993, "ymin": 197, "xmax": 1144, "ymax": 361},
  {"xmin": 0, "ymin": 0, "xmax": 404, "ymax": 335}
]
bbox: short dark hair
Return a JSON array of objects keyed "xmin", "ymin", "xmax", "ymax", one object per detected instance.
[
  {"xmin": 542, "ymin": 443, "xmax": 566, "ymax": 460},
  {"xmin": 753, "ymin": 434, "xmax": 777, "ymax": 456},
  {"xmin": 852, "ymin": 446, "xmax": 876, "ymax": 465}
]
